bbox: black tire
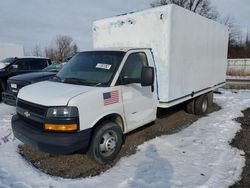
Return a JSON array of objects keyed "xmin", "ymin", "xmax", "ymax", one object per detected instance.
[
  {"xmin": 186, "ymin": 99, "xmax": 195, "ymax": 114},
  {"xmin": 87, "ymin": 121, "xmax": 123, "ymax": 164},
  {"xmin": 207, "ymin": 91, "xmax": 214, "ymax": 107},
  {"xmin": 194, "ymin": 94, "xmax": 209, "ymax": 115},
  {"xmin": 0, "ymin": 79, "xmax": 6, "ymax": 101}
]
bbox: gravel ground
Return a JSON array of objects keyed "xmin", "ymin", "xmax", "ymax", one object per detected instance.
[
  {"xmin": 19, "ymin": 103, "xmax": 220, "ymax": 179},
  {"xmin": 230, "ymin": 108, "xmax": 250, "ymax": 188}
]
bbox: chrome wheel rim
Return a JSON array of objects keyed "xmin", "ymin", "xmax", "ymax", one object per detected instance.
[
  {"xmin": 99, "ymin": 130, "xmax": 117, "ymax": 157},
  {"xmin": 202, "ymin": 99, "xmax": 208, "ymax": 113}
]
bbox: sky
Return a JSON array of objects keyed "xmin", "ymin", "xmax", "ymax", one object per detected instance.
[
  {"xmin": 0, "ymin": 0, "xmax": 249, "ymax": 54},
  {"xmin": 211, "ymin": 0, "xmax": 250, "ymax": 37}
]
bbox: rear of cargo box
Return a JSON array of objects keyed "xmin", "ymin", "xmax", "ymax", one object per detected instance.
[
  {"xmin": 166, "ymin": 5, "xmax": 228, "ymax": 103},
  {"xmin": 93, "ymin": 4, "xmax": 228, "ymax": 105}
]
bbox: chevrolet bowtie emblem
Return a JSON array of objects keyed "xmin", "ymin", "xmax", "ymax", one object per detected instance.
[{"xmin": 24, "ymin": 111, "xmax": 31, "ymax": 118}]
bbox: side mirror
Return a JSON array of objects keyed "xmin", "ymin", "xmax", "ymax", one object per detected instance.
[
  {"xmin": 141, "ymin": 66, "xmax": 154, "ymax": 86},
  {"xmin": 9, "ymin": 64, "xmax": 18, "ymax": 72},
  {"xmin": 122, "ymin": 76, "xmax": 140, "ymax": 85}
]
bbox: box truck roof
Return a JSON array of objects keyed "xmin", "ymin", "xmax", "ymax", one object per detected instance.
[{"xmin": 94, "ymin": 4, "xmax": 227, "ymax": 29}]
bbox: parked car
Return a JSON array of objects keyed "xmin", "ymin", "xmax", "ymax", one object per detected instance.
[
  {"xmin": 2, "ymin": 62, "xmax": 65, "ymax": 106},
  {"xmin": 12, "ymin": 5, "xmax": 229, "ymax": 164},
  {"xmin": 0, "ymin": 57, "xmax": 51, "ymax": 99}
]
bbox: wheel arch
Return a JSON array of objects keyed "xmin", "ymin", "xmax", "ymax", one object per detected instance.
[{"xmin": 91, "ymin": 113, "xmax": 126, "ymax": 133}]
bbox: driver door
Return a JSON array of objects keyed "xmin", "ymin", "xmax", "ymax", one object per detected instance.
[
  {"xmin": 8, "ymin": 59, "xmax": 30, "ymax": 77},
  {"xmin": 120, "ymin": 51, "xmax": 156, "ymax": 132}
]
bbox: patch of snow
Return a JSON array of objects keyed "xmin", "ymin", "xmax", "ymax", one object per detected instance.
[
  {"xmin": 0, "ymin": 104, "xmax": 15, "ymax": 145},
  {"xmin": 0, "ymin": 90, "xmax": 250, "ymax": 188}
]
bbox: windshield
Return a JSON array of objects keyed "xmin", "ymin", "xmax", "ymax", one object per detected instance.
[
  {"xmin": 56, "ymin": 51, "xmax": 125, "ymax": 87},
  {"xmin": 0, "ymin": 58, "xmax": 15, "ymax": 65},
  {"xmin": 43, "ymin": 62, "xmax": 65, "ymax": 72}
]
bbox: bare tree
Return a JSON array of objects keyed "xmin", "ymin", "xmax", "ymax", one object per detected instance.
[
  {"xmin": 246, "ymin": 31, "xmax": 250, "ymax": 51},
  {"xmin": 220, "ymin": 15, "xmax": 241, "ymax": 46},
  {"xmin": 150, "ymin": 0, "xmax": 218, "ymax": 20},
  {"xmin": 44, "ymin": 47, "xmax": 57, "ymax": 61},
  {"xmin": 44, "ymin": 35, "xmax": 78, "ymax": 62},
  {"xmin": 55, "ymin": 35, "xmax": 78, "ymax": 62},
  {"xmin": 32, "ymin": 44, "xmax": 43, "ymax": 57},
  {"xmin": 241, "ymin": 31, "xmax": 250, "ymax": 58}
]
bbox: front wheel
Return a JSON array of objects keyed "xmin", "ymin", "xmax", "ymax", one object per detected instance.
[{"xmin": 87, "ymin": 121, "xmax": 123, "ymax": 164}]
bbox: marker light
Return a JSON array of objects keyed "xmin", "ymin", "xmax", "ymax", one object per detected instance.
[{"xmin": 44, "ymin": 123, "xmax": 78, "ymax": 131}]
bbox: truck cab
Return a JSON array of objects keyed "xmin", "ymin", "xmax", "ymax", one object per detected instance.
[{"xmin": 12, "ymin": 49, "xmax": 156, "ymax": 164}]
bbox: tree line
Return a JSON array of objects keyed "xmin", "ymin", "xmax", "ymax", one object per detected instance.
[{"xmin": 33, "ymin": 35, "xmax": 78, "ymax": 62}]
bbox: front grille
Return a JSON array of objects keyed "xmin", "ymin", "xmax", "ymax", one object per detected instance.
[
  {"xmin": 19, "ymin": 114, "xmax": 44, "ymax": 130},
  {"xmin": 17, "ymin": 99, "xmax": 48, "ymax": 117},
  {"xmin": 17, "ymin": 99, "xmax": 49, "ymax": 130},
  {"xmin": 2, "ymin": 92, "xmax": 16, "ymax": 106},
  {"xmin": 7, "ymin": 80, "xmax": 29, "ymax": 94}
]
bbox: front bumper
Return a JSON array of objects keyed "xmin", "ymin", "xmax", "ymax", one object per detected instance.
[
  {"xmin": 12, "ymin": 114, "xmax": 92, "ymax": 154},
  {"xmin": 2, "ymin": 92, "xmax": 17, "ymax": 106}
]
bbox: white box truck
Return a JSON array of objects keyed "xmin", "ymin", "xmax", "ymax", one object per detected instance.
[
  {"xmin": 0, "ymin": 43, "xmax": 24, "ymax": 61},
  {"xmin": 12, "ymin": 5, "xmax": 229, "ymax": 164}
]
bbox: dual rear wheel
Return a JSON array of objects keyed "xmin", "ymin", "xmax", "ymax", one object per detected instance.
[{"xmin": 186, "ymin": 92, "xmax": 212, "ymax": 115}]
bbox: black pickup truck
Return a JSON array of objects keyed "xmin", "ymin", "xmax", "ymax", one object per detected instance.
[
  {"xmin": 0, "ymin": 57, "xmax": 51, "ymax": 100},
  {"xmin": 2, "ymin": 63, "xmax": 65, "ymax": 106}
]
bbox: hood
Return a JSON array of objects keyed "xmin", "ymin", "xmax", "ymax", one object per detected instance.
[
  {"xmin": 18, "ymin": 80, "xmax": 97, "ymax": 106},
  {"xmin": 10, "ymin": 72, "xmax": 56, "ymax": 82}
]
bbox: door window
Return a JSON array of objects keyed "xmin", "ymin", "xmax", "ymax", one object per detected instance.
[
  {"xmin": 13, "ymin": 60, "xmax": 29, "ymax": 71},
  {"xmin": 29, "ymin": 60, "xmax": 48, "ymax": 70},
  {"xmin": 120, "ymin": 52, "xmax": 148, "ymax": 84}
]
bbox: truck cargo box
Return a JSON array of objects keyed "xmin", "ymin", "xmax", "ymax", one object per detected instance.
[{"xmin": 93, "ymin": 4, "xmax": 229, "ymax": 103}]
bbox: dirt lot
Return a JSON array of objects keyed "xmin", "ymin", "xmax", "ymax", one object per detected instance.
[
  {"xmin": 230, "ymin": 108, "xmax": 250, "ymax": 188},
  {"xmin": 18, "ymin": 103, "xmax": 220, "ymax": 179}
]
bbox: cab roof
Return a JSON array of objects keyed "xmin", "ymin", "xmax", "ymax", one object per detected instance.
[
  {"xmin": 84, "ymin": 47, "xmax": 151, "ymax": 52},
  {"xmin": 13, "ymin": 56, "xmax": 49, "ymax": 59}
]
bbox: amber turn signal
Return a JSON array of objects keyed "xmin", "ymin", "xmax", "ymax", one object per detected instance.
[{"xmin": 44, "ymin": 123, "xmax": 78, "ymax": 131}]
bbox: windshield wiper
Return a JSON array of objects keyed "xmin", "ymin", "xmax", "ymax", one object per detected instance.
[
  {"xmin": 53, "ymin": 75, "xmax": 62, "ymax": 82},
  {"xmin": 63, "ymin": 77, "xmax": 93, "ymax": 86},
  {"xmin": 94, "ymin": 83, "xmax": 102, "ymax": 86}
]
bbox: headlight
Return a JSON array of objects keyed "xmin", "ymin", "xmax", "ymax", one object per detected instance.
[{"xmin": 46, "ymin": 107, "xmax": 79, "ymax": 118}]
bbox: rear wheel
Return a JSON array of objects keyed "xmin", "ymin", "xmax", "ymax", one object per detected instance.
[
  {"xmin": 194, "ymin": 94, "xmax": 208, "ymax": 115},
  {"xmin": 186, "ymin": 99, "xmax": 195, "ymax": 114},
  {"xmin": 87, "ymin": 121, "xmax": 123, "ymax": 164}
]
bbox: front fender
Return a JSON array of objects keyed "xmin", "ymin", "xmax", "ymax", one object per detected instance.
[
  {"xmin": 90, "ymin": 111, "xmax": 127, "ymax": 132},
  {"xmin": 68, "ymin": 86, "xmax": 125, "ymax": 132}
]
